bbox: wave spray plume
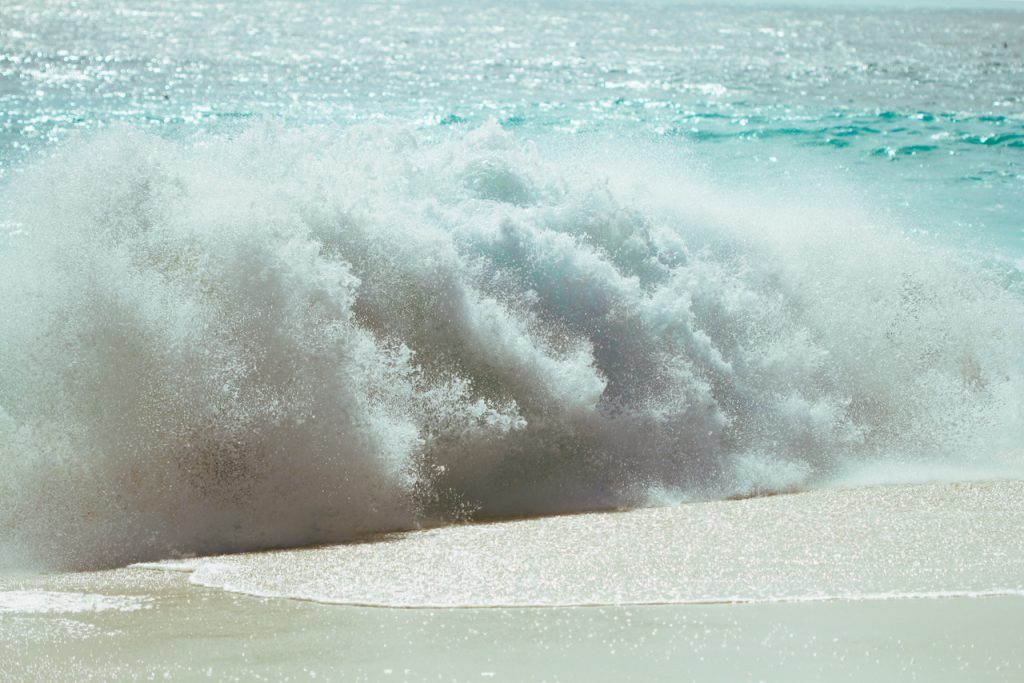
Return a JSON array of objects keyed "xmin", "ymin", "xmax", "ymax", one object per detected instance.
[{"xmin": 1, "ymin": 122, "xmax": 1021, "ymax": 569}]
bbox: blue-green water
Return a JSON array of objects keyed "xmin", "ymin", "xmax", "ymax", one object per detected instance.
[
  {"xmin": 3, "ymin": 1, "xmax": 1023, "ymax": 249},
  {"xmin": 1, "ymin": 1, "xmax": 1022, "ymax": 569}
]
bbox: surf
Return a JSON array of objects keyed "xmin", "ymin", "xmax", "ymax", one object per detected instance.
[{"xmin": 1, "ymin": 121, "xmax": 1021, "ymax": 570}]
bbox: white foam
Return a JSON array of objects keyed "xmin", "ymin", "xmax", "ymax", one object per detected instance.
[
  {"xmin": 1, "ymin": 122, "xmax": 1022, "ymax": 569},
  {"xmin": 0, "ymin": 591, "xmax": 151, "ymax": 614},
  {"xmin": 132, "ymin": 559, "xmax": 205, "ymax": 572}
]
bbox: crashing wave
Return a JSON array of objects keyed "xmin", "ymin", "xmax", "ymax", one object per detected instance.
[{"xmin": 1, "ymin": 121, "xmax": 1021, "ymax": 569}]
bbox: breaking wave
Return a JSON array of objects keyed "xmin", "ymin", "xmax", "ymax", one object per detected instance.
[{"xmin": 1, "ymin": 121, "xmax": 1021, "ymax": 569}]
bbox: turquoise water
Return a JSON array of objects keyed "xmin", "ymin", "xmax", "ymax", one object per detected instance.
[
  {"xmin": 3, "ymin": 1, "xmax": 1023, "ymax": 249},
  {"xmin": 1, "ymin": 1, "xmax": 1022, "ymax": 569}
]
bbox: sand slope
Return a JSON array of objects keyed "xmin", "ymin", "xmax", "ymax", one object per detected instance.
[{"xmin": 150, "ymin": 480, "xmax": 1024, "ymax": 607}]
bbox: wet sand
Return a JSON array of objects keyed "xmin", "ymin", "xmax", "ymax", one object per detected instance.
[
  {"xmin": 3, "ymin": 480, "xmax": 1024, "ymax": 681},
  {"xmin": 148, "ymin": 480, "xmax": 1024, "ymax": 607},
  {"xmin": 1, "ymin": 567, "xmax": 1021, "ymax": 682}
]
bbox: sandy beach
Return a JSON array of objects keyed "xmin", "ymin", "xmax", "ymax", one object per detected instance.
[{"xmin": 3, "ymin": 480, "xmax": 1023, "ymax": 681}]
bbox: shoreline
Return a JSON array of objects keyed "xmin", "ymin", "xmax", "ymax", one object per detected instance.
[
  {"xmin": 137, "ymin": 479, "xmax": 1024, "ymax": 609},
  {"xmin": 2, "ymin": 568, "xmax": 1022, "ymax": 682},
  {"xmin": 4, "ymin": 479, "xmax": 1024, "ymax": 680}
]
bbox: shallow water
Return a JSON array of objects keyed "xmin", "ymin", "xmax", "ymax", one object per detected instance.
[{"xmin": 3, "ymin": 583, "xmax": 1022, "ymax": 682}]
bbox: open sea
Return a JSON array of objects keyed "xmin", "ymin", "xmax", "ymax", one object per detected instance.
[{"xmin": 1, "ymin": 0, "xmax": 1023, "ymax": 571}]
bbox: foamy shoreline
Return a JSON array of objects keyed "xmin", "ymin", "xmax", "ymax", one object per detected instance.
[
  {"xmin": 3, "ymin": 573, "xmax": 1022, "ymax": 682},
  {"xmin": 3, "ymin": 480, "xmax": 1023, "ymax": 680}
]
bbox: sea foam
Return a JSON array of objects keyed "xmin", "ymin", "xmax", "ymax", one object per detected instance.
[{"xmin": 1, "ymin": 121, "xmax": 1021, "ymax": 569}]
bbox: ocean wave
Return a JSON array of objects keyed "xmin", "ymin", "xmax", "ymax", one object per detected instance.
[{"xmin": 1, "ymin": 121, "xmax": 1022, "ymax": 569}]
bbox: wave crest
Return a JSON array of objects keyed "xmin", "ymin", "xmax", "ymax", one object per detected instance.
[{"xmin": 1, "ymin": 122, "xmax": 1021, "ymax": 569}]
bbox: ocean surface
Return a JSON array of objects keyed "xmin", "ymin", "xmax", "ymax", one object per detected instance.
[{"xmin": 1, "ymin": 0, "xmax": 1023, "ymax": 570}]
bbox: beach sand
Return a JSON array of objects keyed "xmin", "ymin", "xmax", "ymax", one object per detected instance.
[{"xmin": 3, "ymin": 480, "xmax": 1023, "ymax": 681}]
